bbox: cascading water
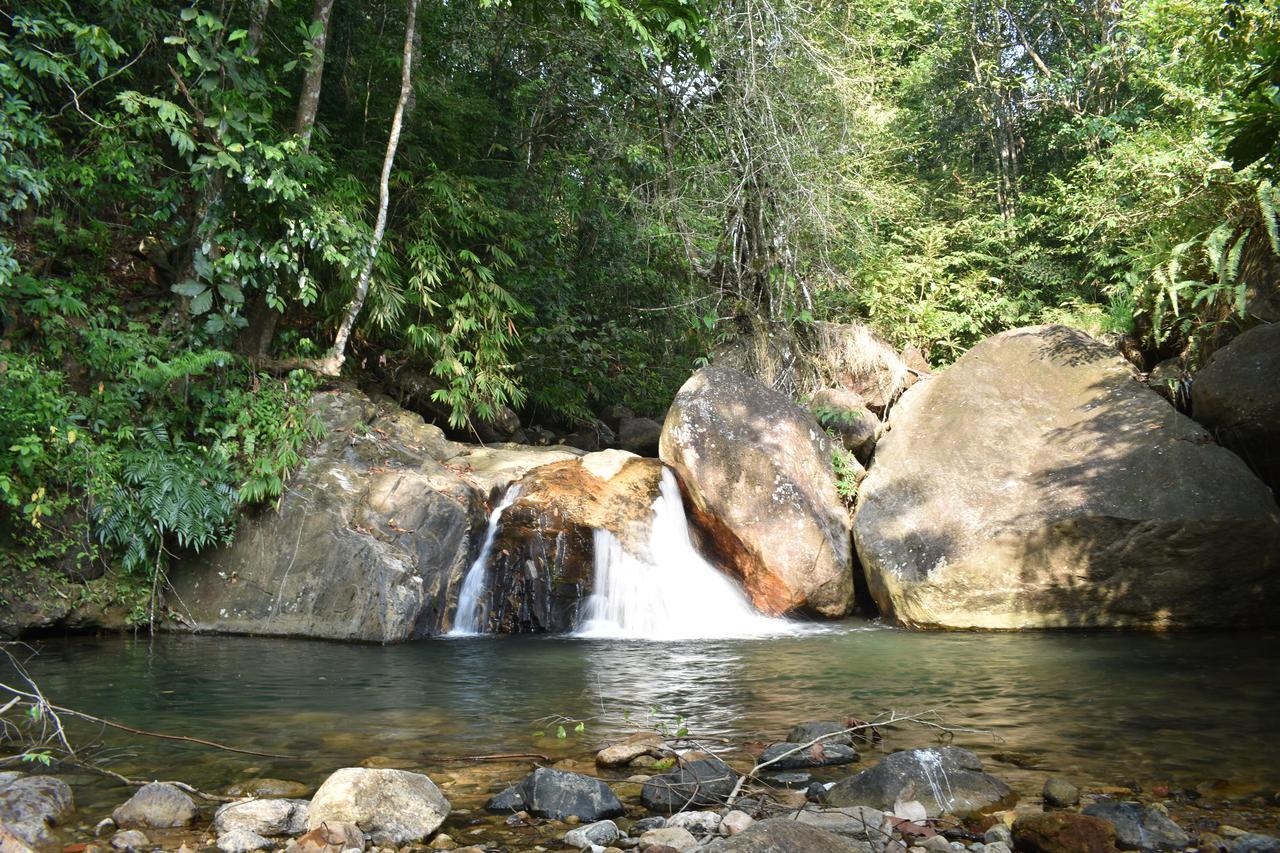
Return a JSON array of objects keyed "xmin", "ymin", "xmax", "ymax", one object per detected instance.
[
  {"xmin": 576, "ymin": 468, "xmax": 802, "ymax": 640},
  {"xmin": 449, "ymin": 485, "xmax": 521, "ymax": 636}
]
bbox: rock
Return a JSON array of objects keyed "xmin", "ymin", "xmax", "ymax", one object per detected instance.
[
  {"xmin": 666, "ymin": 811, "xmax": 721, "ymax": 837},
  {"xmin": 1146, "ymin": 358, "xmax": 1188, "ymax": 406},
  {"xmin": 109, "ymin": 829, "xmax": 151, "ymax": 850},
  {"xmin": 809, "ymin": 388, "xmax": 880, "ymax": 464},
  {"xmin": 787, "ymin": 721, "xmax": 855, "ymax": 748},
  {"xmin": 790, "ymin": 806, "xmax": 885, "ymax": 840},
  {"xmin": 602, "ymin": 405, "xmax": 637, "ymax": 431},
  {"xmin": 1041, "ymin": 777, "xmax": 1079, "ymax": 809},
  {"xmin": 1012, "ymin": 812, "xmax": 1118, "ymax": 853},
  {"xmin": 982, "ymin": 824, "xmax": 1013, "ymax": 846},
  {"xmin": 565, "ymin": 420, "xmax": 617, "ymax": 452},
  {"xmin": 475, "ymin": 451, "xmax": 664, "ymax": 633},
  {"xmin": 1081, "ymin": 801, "xmax": 1189, "ymax": 851},
  {"xmin": 892, "ymin": 799, "xmax": 928, "ymax": 822},
  {"xmin": 759, "ymin": 742, "xmax": 859, "ymax": 769},
  {"xmin": 213, "ymin": 799, "xmax": 309, "ymax": 836},
  {"xmin": 639, "ymin": 827, "xmax": 698, "ymax": 851},
  {"xmin": 618, "ymin": 417, "xmax": 663, "ymax": 457},
  {"xmin": 0, "ymin": 774, "xmax": 74, "ymax": 845},
  {"xmin": 659, "ymin": 367, "xmax": 855, "ymax": 616},
  {"xmin": 94, "ymin": 818, "xmax": 116, "ymax": 837},
  {"xmin": 1233, "ymin": 834, "xmax": 1280, "ymax": 853},
  {"xmin": 983, "ymin": 844, "xmax": 1012, "ymax": 853},
  {"xmin": 566, "ymin": 820, "xmax": 622, "ymax": 849},
  {"xmin": 719, "ymin": 811, "xmax": 754, "ymax": 837},
  {"xmin": 225, "ymin": 779, "xmax": 312, "ymax": 799},
  {"xmin": 0, "ymin": 824, "xmax": 37, "ymax": 853},
  {"xmin": 596, "ymin": 734, "xmax": 668, "ymax": 768},
  {"xmin": 1193, "ymin": 322, "xmax": 1280, "ymax": 491},
  {"xmin": 632, "ymin": 817, "xmax": 667, "ymax": 834},
  {"xmin": 171, "ymin": 389, "xmax": 487, "ymax": 640},
  {"xmin": 112, "ymin": 782, "xmax": 195, "ymax": 829},
  {"xmin": 483, "ymin": 768, "xmax": 623, "ymax": 822},
  {"xmin": 705, "ymin": 816, "xmax": 873, "ymax": 852},
  {"xmin": 307, "ymin": 768, "xmax": 450, "ymax": 845},
  {"xmin": 216, "ymin": 828, "xmax": 271, "ymax": 853},
  {"xmin": 826, "ymin": 748, "xmax": 1014, "ymax": 818},
  {"xmin": 641, "ymin": 759, "xmax": 740, "ymax": 813},
  {"xmin": 285, "ymin": 821, "xmax": 366, "ymax": 853},
  {"xmin": 854, "ymin": 324, "xmax": 1280, "ymax": 629}
]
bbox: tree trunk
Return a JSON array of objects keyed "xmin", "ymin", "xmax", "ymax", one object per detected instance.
[
  {"xmin": 319, "ymin": 0, "xmax": 419, "ymax": 376},
  {"xmin": 295, "ymin": 0, "xmax": 336, "ymax": 149}
]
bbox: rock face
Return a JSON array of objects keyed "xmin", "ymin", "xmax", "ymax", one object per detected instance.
[
  {"xmin": 0, "ymin": 775, "xmax": 74, "ymax": 846},
  {"xmin": 826, "ymin": 747, "xmax": 1014, "ymax": 818},
  {"xmin": 1192, "ymin": 322, "xmax": 1280, "ymax": 492},
  {"xmin": 307, "ymin": 768, "xmax": 449, "ymax": 845},
  {"xmin": 641, "ymin": 758, "xmax": 740, "ymax": 813},
  {"xmin": 660, "ymin": 368, "xmax": 854, "ymax": 617},
  {"xmin": 112, "ymin": 782, "xmax": 196, "ymax": 828},
  {"xmin": 854, "ymin": 325, "xmax": 1280, "ymax": 629},
  {"xmin": 484, "ymin": 768, "xmax": 623, "ymax": 822},
  {"xmin": 171, "ymin": 390, "xmax": 484, "ymax": 641},
  {"xmin": 476, "ymin": 451, "xmax": 664, "ymax": 633}
]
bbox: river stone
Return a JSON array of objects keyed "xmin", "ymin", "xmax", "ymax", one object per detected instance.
[
  {"xmin": 640, "ymin": 826, "xmax": 698, "ymax": 851},
  {"xmin": 619, "ymin": 417, "xmax": 664, "ymax": 457},
  {"xmin": 0, "ymin": 774, "xmax": 74, "ymax": 845},
  {"xmin": 171, "ymin": 389, "xmax": 486, "ymax": 641},
  {"xmin": 213, "ymin": 798, "xmax": 309, "ymax": 836},
  {"xmin": 642, "ymin": 758, "xmax": 740, "ymax": 813},
  {"xmin": 703, "ymin": 817, "xmax": 873, "ymax": 852},
  {"xmin": 597, "ymin": 733, "xmax": 668, "ymax": 768},
  {"xmin": 1192, "ymin": 322, "xmax": 1280, "ymax": 491},
  {"xmin": 759, "ymin": 742, "xmax": 859, "ymax": 769},
  {"xmin": 112, "ymin": 782, "xmax": 196, "ymax": 828},
  {"xmin": 308, "ymin": 768, "xmax": 450, "ymax": 845},
  {"xmin": 478, "ymin": 452, "xmax": 664, "ymax": 633},
  {"xmin": 1013, "ymin": 812, "xmax": 1118, "ymax": 853},
  {"xmin": 484, "ymin": 768, "xmax": 623, "ymax": 822},
  {"xmin": 854, "ymin": 324, "xmax": 1280, "ymax": 629},
  {"xmin": 1233, "ymin": 834, "xmax": 1280, "ymax": 853},
  {"xmin": 225, "ymin": 779, "xmax": 312, "ymax": 799},
  {"xmin": 1042, "ymin": 777, "xmax": 1079, "ymax": 808},
  {"xmin": 216, "ymin": 827, "xmax": 271, "ymax": 853},
  {"xmin": 284, "ymin": 821, "xmax": 366, "ymax": 853},
  {"xmin": 790, "ymin": 806, "xmax": 885, "ymax": 840},
  {"xmin": 826, "ymin": 747, "xmax": 1013, "ymax": 818},
  {"xmin": 1081, "ymin": 801, "xmax": 1189, "ymax": 851},
  {"xmin": 659, "ymin": 367, "xmax": 854, "ymax": 617},
  {"xmin": 110, "ymin": 828, "xmax": 151, "ymax": 850},
  {"xmin": 787, "ymin": 721, "xmax": 854, "ymax": 747},
  {"xmin": 667, "ymin": 810, "xmax": 722, "ymax": 836},
  {"xmin": 720, "ymin": 811, "xmax": 754, "ymax": 837},
  {"xmin": 565, "ymin": 819, "xmax": 622, "ymax": 849}
]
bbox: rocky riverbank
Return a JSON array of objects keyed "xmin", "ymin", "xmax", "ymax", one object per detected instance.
[{"xmin": 3, "ymin": 716, "xmax": 1279, "ymax": 853}]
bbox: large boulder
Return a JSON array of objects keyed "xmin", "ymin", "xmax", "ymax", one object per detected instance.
[
  {"xmin": 0, "ymin": 775, "xmax": 74, "ymax": 846},
  {"xmin": 307, "ymin": 768, "xmax": 449, "ymax": 846},
  {"xmin": 641, "ymin": 758, "xmax": 740, "ymax": 813},
  {"xmin": 483, "ymin": 768, "xmax": 623, "ymax": 822},
  {"xmin": 660, "ymin": 368, "xmax": 855, "ymax": 616},
  {"xmin": 826, "ymin": 747, "xmax": 1014, "ymax": 818},
  {"xmin": 469, "ymin": 451, "xmax": 664, "ymax": 633},
  {"xmin": 1192, "ymin": 322, "xmax": 1280, "ymax": 492},
  {"xmin": 171, "ymin": 390, "xmax": 485, "ymax": 641},
  {"xmin": 854, "ymin": 325, "xmax": 1280, "ymax": 629}
]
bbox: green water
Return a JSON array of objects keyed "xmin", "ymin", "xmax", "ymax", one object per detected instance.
[{"xmin": 12, "ymin": 623, "xmax": 1280, "ymax": 812}]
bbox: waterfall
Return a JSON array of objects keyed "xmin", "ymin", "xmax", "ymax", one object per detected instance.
[
  {"xmin": 576, "ymin": 468, "xmax": 801, "ymax": 640},
  {"xmin": 450, "ymin": 485, "xmax": 521, "ymax": 636}
]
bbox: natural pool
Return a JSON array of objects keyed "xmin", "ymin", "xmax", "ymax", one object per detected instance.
[{"xmin": 14, "ymin": 621, "xmax": 1280, "ymax": 819}]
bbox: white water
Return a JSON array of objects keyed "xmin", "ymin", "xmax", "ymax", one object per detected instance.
[
  {"xmin": 449, "ymin": 485, "xmax": 521, "ymax": 636},
  {"xmin": 575, "ymin": 468, "xmax": 804, "ymax": 640}
]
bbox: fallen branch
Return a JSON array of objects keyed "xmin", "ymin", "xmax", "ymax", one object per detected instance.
[
  {"xmin": 68, "ymin": 759, "xmax": 235, "ymax": 802},
  {"xmin": 430, "ymin": 752, "xmax": 552, "ymax": 763}
]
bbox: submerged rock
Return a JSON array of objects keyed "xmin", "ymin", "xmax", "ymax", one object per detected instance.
[
  {"xmin": 224, "ymin": 779, "xmax": 312, "ymax": 799},
  {"xmin": 112, "ymin": 782, "xmax": 196, "ymax": 829},
  {"xmin": 826, "ymin": 747, "xmax": 1014, "ymax": 818},
  {"xmin": 0, "ymin": 774, "xmax": 74, "ymax": 845},
  {"xmin": 660, "ymin": 367, "xmax": 855, "ymax": 617},
  {"xmin": 854, "ymin": 324, "xmax": 1280, "ymax": 629},
  {"xmin": 484, "ymin": 768, "xmax": 623, "ymax": 822},
  {"xmin": 307, "ymin": 767, "xmax": 449, "ymax": 845},
  {"xmin": 641, "ymin": 758, "xmax": 740, "ymax": 813},
  {"xmin": 1081, "ymin": 800, "xmax": 1190, "ymax": 851},
  {"xmin": 1013, "ymin": 811, "xmax": 1118, "ymax": 853}
]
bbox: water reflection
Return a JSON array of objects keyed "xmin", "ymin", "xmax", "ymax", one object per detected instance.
[{"xmin": 11, "ymin": 625, "xmax": 1280, "ymax": 809}]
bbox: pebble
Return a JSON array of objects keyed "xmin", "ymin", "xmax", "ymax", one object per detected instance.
[{"xmin": 1042, "ymin": 776, "xmax": 1080, "ymax": 808}]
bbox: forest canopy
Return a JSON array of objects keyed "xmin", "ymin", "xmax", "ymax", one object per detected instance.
[{"xmin": 1, "ymin": 0, "xmax": 1277, "ymax": 591}]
